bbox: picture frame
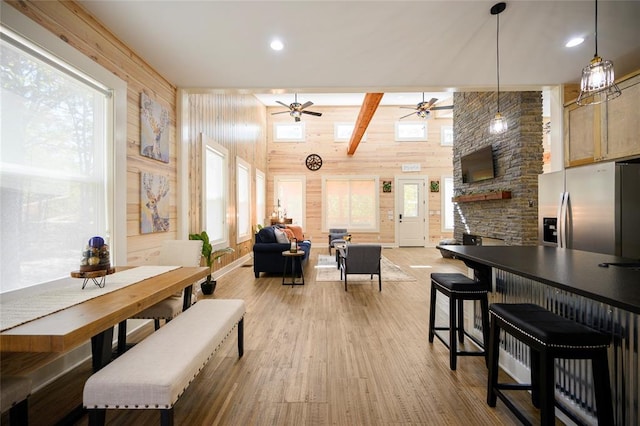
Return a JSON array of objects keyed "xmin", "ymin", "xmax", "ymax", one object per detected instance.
[
  {"xmin": 140, "ymin": 172, "xmax": 170, "ymax": 233},
  {"xmin": 140, "ymin": 92, "xmax": 170, "ymax": 163},
  {"xmin": 383, "ymin": 181, "xmax": 392, "ymax": 193},
  {"xmin": 430, "ymin": 180, "xmax": 440, "ymax": 192}
]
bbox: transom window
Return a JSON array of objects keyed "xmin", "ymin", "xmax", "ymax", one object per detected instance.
[
  {"xmin": 273, "ymin": 122, "xmax": 305, "ymax": 142},
  {"xmin": 395, "ymin": 121, "xmax": 428, "ymax": 141}
]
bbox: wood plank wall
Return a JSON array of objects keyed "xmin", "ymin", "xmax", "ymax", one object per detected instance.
[
  {"xmin": 186, "ymin": 92, "xmax": 268, "ymax": 266},
  {"xmin": 267, "ymin": 105, "xmax": 454, "ymax": 245},
  {"xmin": 7, "ymin": 0, "xmax": 179, "ymax": 265}
]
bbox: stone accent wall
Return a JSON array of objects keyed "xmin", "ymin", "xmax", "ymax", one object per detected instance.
[{"xmin": 452, "ymin": 92, "xmax": 543, "ymax": 245}]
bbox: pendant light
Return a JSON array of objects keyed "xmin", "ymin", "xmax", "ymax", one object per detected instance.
[
  {"xmin": 489, "ymin": 2, "xmax": 507, "ymax": 135},
  {"xmin": 576, "ymin": 0, "xmax": 621, "ymax": 106}
]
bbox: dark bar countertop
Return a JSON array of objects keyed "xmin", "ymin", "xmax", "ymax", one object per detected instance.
[{"xmin": 437, "ymin": 245, "xmax": 640, "ymax": 314}]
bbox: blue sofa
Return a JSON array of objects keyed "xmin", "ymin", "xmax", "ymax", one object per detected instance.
[{"xmin": 253, "ymin": 226, "xmax": 311, "ymax": 278}]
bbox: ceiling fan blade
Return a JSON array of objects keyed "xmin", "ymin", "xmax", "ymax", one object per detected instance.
[
  {"xmin": 301, "ymin": 110, "xmax": 322, "ymax": 117},
  {"xmin": 271, "ymin": 110, "xmax": 290, "ymax": 115},
  {"xmin": 427, "ymin": 98, "xmax": 438, "ymax": 108},
  {"xmin": 431, "ymin": 105, "xmax": 454, "ymax": 110},
  {"xmin": 300, "ymin": 101, "xmax": 314, "ymax": 110},
  {"xmin": 399, "ymin": 106, "xmax": 418, "ymax": 110},
  {"xmin": 276, "ymin": 101, "xmax": 291, "ymax": 109},
  {"xmin": 399, "ymin": 112, "xmax": 416, "ymax": 120}
]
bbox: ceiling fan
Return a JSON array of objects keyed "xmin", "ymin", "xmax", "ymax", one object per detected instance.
[
  {"xmin": 399, "ymin": 94, "xmax": 453, "ymax": 119},
  {"xmin": 271, "ymin": 93, "xmax": 323, "ymax": 122}
]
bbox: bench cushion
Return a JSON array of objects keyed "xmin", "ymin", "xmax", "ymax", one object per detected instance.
[
  {"xmin": 489, "ymin": 303, "xmax": 610, "ymax": 349},
  {"xmin": 83, "ymin": 299, "xmax": 245, "ymax": 409},
  {"xmin": 431, "ymin": 273, "xmax": 486, "ymax": 292}
]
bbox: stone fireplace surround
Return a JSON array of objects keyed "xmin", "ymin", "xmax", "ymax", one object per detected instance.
[{"xmin": 452, "ymin": 92, "xmax": 543, "ymax": 246}]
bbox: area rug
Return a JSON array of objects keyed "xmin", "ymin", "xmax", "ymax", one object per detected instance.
[{"xmin": 315, "ymin": 255, "xmax": 416, "ymax": 282}]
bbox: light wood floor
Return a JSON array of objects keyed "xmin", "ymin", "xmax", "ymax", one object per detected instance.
[{"xmin": 7, "ymin": 247, "xmax": 555, "ymax": 425}]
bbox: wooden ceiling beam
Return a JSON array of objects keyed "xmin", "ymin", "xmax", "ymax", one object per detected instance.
[{"xmin": 347, "ymin": 93, "xmax": 384, "ymax": 155}]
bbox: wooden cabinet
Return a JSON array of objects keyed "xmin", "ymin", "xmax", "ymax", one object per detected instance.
[
  {"xmin": 564, "ymin": 71, "xmax": 640, "ymax": 167},
  {"xmin": 604, "ymin": 76, "xmax": 640, "ymax": 160},
  {"xmin": 565, "ymin": 102, "xmax": 600, "ymax": 166}
]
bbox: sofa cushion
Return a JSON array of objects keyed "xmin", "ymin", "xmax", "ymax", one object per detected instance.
[
  {"xmin": 257, "ymin": 226, "xmax": 276, "ymax": 243},
  {"xmin": 274, "ymin": 228, "xmax": 289, "ymax": 244},
  {"xmin": 285, "ymin": 225, "xmax": 305, "ymax": 241}
]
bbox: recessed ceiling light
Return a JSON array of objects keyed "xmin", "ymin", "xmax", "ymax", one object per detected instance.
[
  {"xmin": 270, "ymin": 39, "xmax": 284, "ymax": 51},
  {"xmin": 565, "ymin": 37, "xmax": 584, "ymax": 48}
]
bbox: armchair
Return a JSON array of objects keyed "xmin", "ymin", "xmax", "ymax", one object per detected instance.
[
  {"xmin": 328, "ymin": 228, "xmax": 350, "ymax": 254},
  {"xmin": 339, "ymin": 244, "xmax": 382, "ymax": 292}
]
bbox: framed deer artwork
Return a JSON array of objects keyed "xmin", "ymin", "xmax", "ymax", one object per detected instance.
[
  {"xmin": 141, "ymin": 172, "xmax": 170, "ymax": 233},
  {"xmin": 140, "ymin": 92, "xmax": 170, "ymax": 163}
]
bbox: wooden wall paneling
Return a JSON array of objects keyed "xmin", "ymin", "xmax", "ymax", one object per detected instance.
[{"xmin": 186, "ymin": 92, "xmax": 268, "ymax": 268}]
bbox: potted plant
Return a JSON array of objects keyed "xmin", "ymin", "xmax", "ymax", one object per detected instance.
[{"xmin": 189, "ymin": 231, "xmax": 234, "ymax": 295}]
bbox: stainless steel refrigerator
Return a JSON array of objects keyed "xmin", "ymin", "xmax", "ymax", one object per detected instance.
[{"xmin": 538, "ymin": 161, "xmax": 640, "ymax": 259}]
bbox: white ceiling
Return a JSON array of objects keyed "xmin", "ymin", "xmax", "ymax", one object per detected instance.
[{"xmin": 78, "ymin": 1, "xmax": 640, "ymax": 106}]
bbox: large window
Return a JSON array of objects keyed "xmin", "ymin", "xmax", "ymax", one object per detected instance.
[
  {"xmin": 274, "ymin": 175, "xmax": 306, "ymax": 228},
  {"xmin": 236, "ymin": 156, "xmax": 251, "ymax": 242},
  {"xmin": 0, "ymin": 15, "xmax": 125, "ymax": 293},
  {"xmin": 323, "ymin": 176, "xmax": 379, "ymax": 231},
  {"xmin": 255, "ymin": 169, "xmax": 266, "ymax": 228},
  {"xmin": 202, "ymin": 134, "xmax": 228, "ymax": 248},
  {"xmin": 441, "ymin": 176, "xmax": 454, "ymax": 231}
]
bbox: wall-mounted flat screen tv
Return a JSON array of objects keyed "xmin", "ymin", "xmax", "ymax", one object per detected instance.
[{"xmin": 461, "ymin": 145, "xmax": 495, "ymax": 183}]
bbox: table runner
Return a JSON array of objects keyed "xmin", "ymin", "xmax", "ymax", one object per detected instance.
[{"xmin": 0, "ymin": 266, "xmax": 180, "ymax": 332}]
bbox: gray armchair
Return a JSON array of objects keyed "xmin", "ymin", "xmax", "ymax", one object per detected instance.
[
  {"xmin": 339, "ymin": 244, "xmax": 382, "ymax": 291},
  {"xmin": 328, "ymin": 228, "xmax": 350, "ymax": 254}
]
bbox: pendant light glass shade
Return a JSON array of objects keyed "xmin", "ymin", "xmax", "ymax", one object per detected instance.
[
  {"xmin": 577, "ymin": 56, "xmax": 621, "ymax": 105},
  {"xmin": 489, "ymin": 112, "xmax": 508, "ymax": 134},
  {"xmin": 576, "ymin": 0, "xmax": 621, "ymax": 106},
  {"xmin": 489, "ymin": 3, "xmax": 507, "ymax": 134}
]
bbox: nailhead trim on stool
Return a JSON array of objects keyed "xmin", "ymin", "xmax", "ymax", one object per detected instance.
[
  {"xmin": 428, "ymin": 273, "xmax": 490, "ymax": 370},
  {"xmin": 486, "ymin": 303, "xmax": 614, "ymax": 426}
]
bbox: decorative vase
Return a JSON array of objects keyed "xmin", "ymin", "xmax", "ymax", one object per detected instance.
[{"xmin": 200, "ymin": 281, "xmax": 216, "ymax": 295}]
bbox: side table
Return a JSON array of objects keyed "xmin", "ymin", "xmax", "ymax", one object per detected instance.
[{"xmin": 282, "ymin": 250, "xmax": 305, "ymax": 286}]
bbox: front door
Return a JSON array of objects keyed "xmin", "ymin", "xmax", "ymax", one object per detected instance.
[{"xmin": 396, "ymin": 178, "xmax": 427, "ymax": 247}]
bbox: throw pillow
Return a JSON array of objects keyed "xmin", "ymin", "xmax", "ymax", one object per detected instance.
[
  {"xmin": 274, "ymin": 227, "xmax": 289, "ymax": 244},
  {"xmin": 257, "ymin": 227, "xmax": 276, "ymax": 243},
  {"xmin": 282, "ymin": 228, "xmax": 296, "ymax": 241},
  {"xmin": 285, "ymin": 225, "xmax": 304, "ymax": 241}
]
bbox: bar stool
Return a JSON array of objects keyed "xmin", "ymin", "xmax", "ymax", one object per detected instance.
[
  {"xmin": 487, "ymin": 303, "xmax": 614, "ymax": 425},
  {"xmin": 428, "ymin": 272, "xmax": 490, "ymax": 370}
]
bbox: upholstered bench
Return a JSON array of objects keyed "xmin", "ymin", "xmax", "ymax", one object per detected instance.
[
  {"xmin": 0, "ymin": 376, "xmax": 32, "ymax": 426},
  {"xmin": 487, "ymin": 303, "xmax": 613, "ymax": 425},
  {"xmin": 83, "ymin": 299, "xmax": 245, "ymax": 426}
]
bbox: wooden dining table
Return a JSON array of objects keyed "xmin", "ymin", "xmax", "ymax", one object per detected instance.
[{"xmin": 0, "ymin": 266, "xmax": 209, "ymax": 371}]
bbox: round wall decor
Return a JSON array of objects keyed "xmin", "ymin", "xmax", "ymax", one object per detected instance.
[{"xmin": 305, "ymin": 154, "xmax": 322, "ymax": 171}]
